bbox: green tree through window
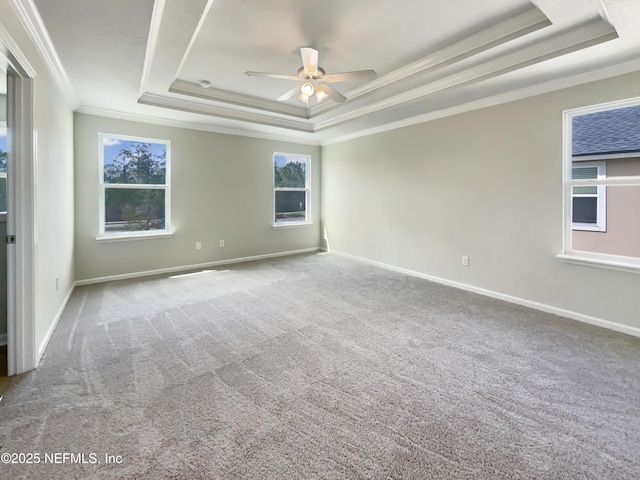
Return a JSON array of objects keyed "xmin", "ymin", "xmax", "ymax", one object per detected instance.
[
  {"xmin": 100, "ymin": 135, "xmax": 170, "ymax": 236},
  {"xmin": 104, "ymin": 142, "xmax": 166, "ymax": 185},
  {"xmin": 274, "ymin": 153, "xmax": 309, "ymax": 224},
  {"xmin": 275, "ymin": 161, "xmax": 305, "ymax": 188}
]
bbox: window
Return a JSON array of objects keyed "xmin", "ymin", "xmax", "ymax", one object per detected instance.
[
  {"xmin": 99, "ymin": 134, "xmax": 171, "ymax": 239},
  {"xmin": 562, "ymin": 99, "xmax": 640, "ymax": 270},
  {"xmin": 571, "ymin": 161, "xmax": 606, "ymax": 231},
  {"xmin": 0, "ymin": 122, "xmax": 6, "ymax": 213},
  {"xmin": 273, "ymin": 152, "xmax": 310, "ymax": 225}
]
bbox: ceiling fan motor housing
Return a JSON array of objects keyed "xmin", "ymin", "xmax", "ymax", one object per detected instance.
[
  {"xmin": 245, "ymin": 47, "xmax": 374, "ymax": 104},
  {"xmin": 297, "ymin": 66, "xmax": 325, "ymax": 80}
]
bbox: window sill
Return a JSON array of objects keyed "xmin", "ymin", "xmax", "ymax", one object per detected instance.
[
  {"xmin": 572, "ymin": 225, "xmax": 606, "ymax": 232},
  {"xmin": 96, "ymin": 231, "xmax": 174, "ymax": 243},
  {"xmin": 272, "ymin": 222, "xmax": 314, "ymax": 229},
  {"xmin": 556, "ymin": 254, "xmax": 640, "ymax": 274}
]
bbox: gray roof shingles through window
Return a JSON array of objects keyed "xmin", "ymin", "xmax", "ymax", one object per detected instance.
[{"xmin": 573, "ymin": 103, "xmax": 640, "ymax": 157}]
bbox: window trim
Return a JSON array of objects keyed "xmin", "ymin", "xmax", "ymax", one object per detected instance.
[
  {"xmin": 272, "ymin": 152, "xmax": 312, "ymax": 227},
  {"xmin": 560, "ymin": 96, "xmax": 640, "ymax": 272},
  {"xmin": 97, "ymin": 132, "xmax": 172, "ymax": 241},
  {"xmin": 571, "ymin": 160, "xmax": 606, "ymax": 232}
]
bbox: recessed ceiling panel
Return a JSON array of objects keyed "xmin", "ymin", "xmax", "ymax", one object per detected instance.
[
  {"xmin": 177, "ymin": 0, "xmax": 532, "ymax": 102},
  {"xmin": 29, "ymin": 0, "xmax": 640, "ymax": 144}
]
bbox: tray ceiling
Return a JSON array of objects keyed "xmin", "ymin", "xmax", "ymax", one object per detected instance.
[{"xmin": 29, "ymin": 0, "xmax": 640, "ymax": 144}]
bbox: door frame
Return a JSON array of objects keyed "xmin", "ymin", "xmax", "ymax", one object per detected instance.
[{"xmin": 0, "ymin": 21, "xmax": 37, "ymax": 375}]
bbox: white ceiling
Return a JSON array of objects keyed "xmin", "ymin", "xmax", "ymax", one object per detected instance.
[
  {"xmin": 29, "ymin": 0, "xmax": 640, "ymax": 144},
  {"xmin": 179, "ymin": 0, "xmax": 527, "ymax": 98}
]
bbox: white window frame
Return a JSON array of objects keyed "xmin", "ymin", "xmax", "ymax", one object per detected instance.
[
  {"xmin": 273, "ymin": 152, "xmax": 311, "ymax": 227},
  {"xmin": 571, "ymin": 160, "xmax": 606, "ymax": 232},
  {"xmin": 559, "ymin": 97, "xmax": 640, "ymax": 273},
  {"xmin": 97, "ymin": 133, "xmax": 172, "ymax": 241}
]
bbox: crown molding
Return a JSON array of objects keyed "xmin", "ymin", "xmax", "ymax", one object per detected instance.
[
  {"xmin": 142, "ymin": 0, "xmax": 213, "ymax": 96},
  {"xmin": 62, "ymin": 1, "xmax": 634, "ymax": 151},
  {"xmin": 162, "ymin": 3, "xmax": 552, "ymax": 124},
  {"xmin": 169, "ymin": 80, "xmax": 308, "ymax": 118},
  {"xmin": 76, "ymin": 56, "xmax": 640, "ymax": 149},
  {"xmin": 139, "ymin": 92, "xmax": 314, "ymax": 132},
  {"xmin": 75, "ymin": 105, "xmax": 321, "ymax": 146},
  {"xmin": 10, "ymin": 0, "xmax": 79, "ymax": 108},
  {"xmin": 313, "ymin": 16, "xmax": 617, "ymax": 131},
  {"xmin": 138, "ymin": 0, "xmax": 166, "ymax": 97},
  {"xmin": 149, "ymin": 7, "xmax": 613, "ymax": 135},
  {"xmin": 173, "ymin": 0, "xmax": 216, "ymax": 81},
  {"xmin": 320, "ymin": 57, "xmax": 640, "ymax": 146},
  {"xmin": 311, "ymin": 4, "xmax": 551, "ymax": 117}
]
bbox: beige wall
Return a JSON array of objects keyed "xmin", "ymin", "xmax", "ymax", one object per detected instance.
[
  {"xmin": 0, "ymin": 3, "xmax": 75, "ymax": 354},
  {"xmin": 573, "ymin": 158, "xmax": 640, "ymax": 257},
  {"xmin": 34, "ymin": 75, "xmax": 75, "ymax": 352},
  {"xmin": 74, "ymin": 113, "xmax": 321, "ymax": 281},
  {"xmin": 321, "ymin": 71, "xmax": 640, "ymax": 330},
  {"xmin": 608, "ymin": 158, "xmax": 640, "ymax": 177}
]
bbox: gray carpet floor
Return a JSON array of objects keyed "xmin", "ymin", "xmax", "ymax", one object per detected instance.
[{"xmin": 0, "ymin": 252, "xmax": 639, "ymax": 479}]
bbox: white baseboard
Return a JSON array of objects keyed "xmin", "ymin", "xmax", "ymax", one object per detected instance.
[
  {"xmin": 75, "ymin": 247, "xmax": 322, "ymax": 286},
  {"xmin": 37, "ymin": 281, "xmax": 77, "ymax": 362},
  {"xmin": 332, "ymin": 250, "xmax": 640, "ymax": 339},
  {"xmin": 0, "ymin": 333, "xmax": 6, "ymax": 347}
]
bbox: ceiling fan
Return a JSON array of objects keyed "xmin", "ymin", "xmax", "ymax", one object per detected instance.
[{"xmin": 245, "ymin": 47, "xmax": 377, "ymax": 105}]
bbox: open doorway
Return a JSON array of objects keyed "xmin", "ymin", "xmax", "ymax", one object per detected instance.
[{"xmin": 0, "ymin": 29, "xmax": 37, "ymax": 378}]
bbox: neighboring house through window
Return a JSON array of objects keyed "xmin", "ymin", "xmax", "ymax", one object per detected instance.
[
  {"xmin": 273, "ymin": 152, "xmax": 310, "ymax": 225},
  {"xmin": 99, "ymin": 133, "xmax": 171, "ymax": 238},
  {"xmin": 571, "ymin": 161, "xmax": 606, "ymax": 231},
  {"xmin": 563, "ymin": 99, "xmax": 640, "ymax": 265}
]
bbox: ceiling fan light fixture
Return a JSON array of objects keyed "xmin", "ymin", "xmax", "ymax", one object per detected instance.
[
  {"xmin": 247, "ymin": 47, "xmax": 376, "ymax": 106},
  {"xmin": 300, "ymin": 82, "xmax": 315, "ymax": 96}
]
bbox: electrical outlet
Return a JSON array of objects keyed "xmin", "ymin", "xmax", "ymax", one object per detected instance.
[
  {"xmin": 462, "ymin": 256, "xmax": 469, "ymax": 266},
  {"xmin": 195, "ymin": 241, "xmax": 202, "ymax": 250},
  {"xmin": 55, "ymin": 277, "xmax": 59, "ymax": 290},
  {"xmin": 219, "ymin": 239, "xmax": 225, "ymax": 248}
]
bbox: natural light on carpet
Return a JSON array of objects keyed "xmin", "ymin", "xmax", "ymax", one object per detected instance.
[{"xmin": 169, "ymin": 269, "xmax": 229, "ymax": 279}]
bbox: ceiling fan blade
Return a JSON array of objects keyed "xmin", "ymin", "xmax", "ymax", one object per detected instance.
[
  {"xmin": 245, "ymin": 71, "xmax": 300, "ymax": 81},
  {"xmin": 300, "ymin": 47, "xmax": 319, "ymax": 76},
  {"xmin": 277, "ymin": 85, "xmax": 302, "ymax": 101},
  {"xmin": 322, "ymin": 70, "xmax": 377, "ymax": 83},
  {"xmin": 320, "ymin": 84, "xmax": 346, "ymax": 103}
]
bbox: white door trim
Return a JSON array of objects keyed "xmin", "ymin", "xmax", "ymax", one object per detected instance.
[{"xmin": 1, "ymin": 21, "xmax": 37, "ymax": 375}]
